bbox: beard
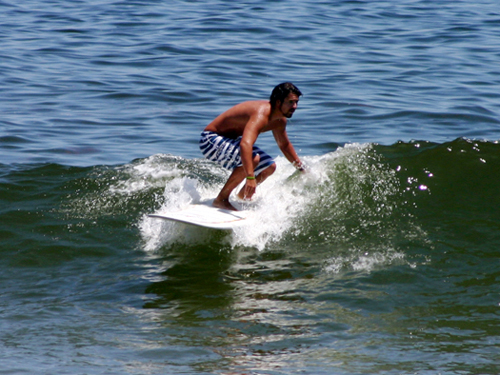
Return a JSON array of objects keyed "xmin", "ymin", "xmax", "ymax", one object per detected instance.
[{"xmin": 282, "ymin": 106, "xmax": 295, "ymax": 118}]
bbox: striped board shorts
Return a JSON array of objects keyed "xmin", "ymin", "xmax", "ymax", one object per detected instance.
[{"xmin": 199, "ymin": 131, "xmax": 275, "ymax": 175}]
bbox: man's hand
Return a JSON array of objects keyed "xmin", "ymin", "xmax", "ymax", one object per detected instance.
[
  {"xmin": 293, "ymin": 160, "xmax": 307, "ymax": 173},
  {"xmin": 242, "ymin": 178, "xmax": 257, "ymax": 200}
]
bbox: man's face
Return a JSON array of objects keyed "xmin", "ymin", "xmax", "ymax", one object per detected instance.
[{"xmin": 279, "ymin": 93, "xmax": 300, "ymax": 118}]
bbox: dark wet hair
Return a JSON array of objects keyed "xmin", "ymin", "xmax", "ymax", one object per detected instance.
[{"xmin": 270, "ymin": 82, "xmax": 302, "ymax": 108}]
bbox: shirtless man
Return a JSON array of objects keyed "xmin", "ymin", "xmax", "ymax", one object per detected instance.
[{"xmin": 199, "ymin": 82, "xmax": 306, "ymax": 211}]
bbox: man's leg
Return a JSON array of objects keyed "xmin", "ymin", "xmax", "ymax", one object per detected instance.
[
  {"xmin": 213, "ymin": 165, "xmax": 246, "ymax": 211},
  {"xmin": 213, "ymin": 154, "xmax": 265, "ymax": 211},
  {"xmin": 236, "ymin": 156, "xmax": 276, "ymax": 200}
]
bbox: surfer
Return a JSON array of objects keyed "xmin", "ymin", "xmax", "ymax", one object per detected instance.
[{"xmin": 200, "ymin": 82, "xmax": 306, "ymax": 211}]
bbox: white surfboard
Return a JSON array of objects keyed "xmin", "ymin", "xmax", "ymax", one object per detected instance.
[{"xmin": 148, "ymin": 203, "xmax": 248, "ymax": 230}]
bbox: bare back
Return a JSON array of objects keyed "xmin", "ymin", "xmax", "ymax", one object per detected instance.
[{"xmin": 204, "ymin": 100, "xmax": 276, "ymax": 139}]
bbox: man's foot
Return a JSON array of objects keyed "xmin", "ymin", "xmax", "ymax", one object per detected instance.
[{"xmin": 213, "ymin": 198, "xmax": 238, "ymax": 211}]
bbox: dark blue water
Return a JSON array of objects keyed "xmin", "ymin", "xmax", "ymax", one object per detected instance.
[{"xmin": 1, "ymin": 1, "xmax": 500, "ymax": 374}]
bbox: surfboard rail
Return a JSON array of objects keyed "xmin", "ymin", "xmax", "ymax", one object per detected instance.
[{"xmin": 148, "ymin": 204, "xmax": 248, "ymax": 230}]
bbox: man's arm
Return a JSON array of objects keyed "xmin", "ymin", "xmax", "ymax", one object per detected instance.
[
  {"xmin": 273, "ymin": 127, "xmax": 305, "ymax": 171},
  {"xmin": 239, "ymin": 112, "xmax": 268, "ymax": 199},
  {"xmin": 240, "ymin": 125, "xmax": 260, "ymax": 177}
]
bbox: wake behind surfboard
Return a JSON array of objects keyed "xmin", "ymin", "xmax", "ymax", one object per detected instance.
[{"xmin": 148, "ymin": 203, "xmax": 248, "ymax": 230}]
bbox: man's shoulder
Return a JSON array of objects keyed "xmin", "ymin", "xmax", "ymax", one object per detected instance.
[
  {"xmin": 230, "ymin": 100, "xmax": 270, "ymax": 119},
  {"xmin": 237, "ymin": 100, "xmax": 269, "ymax": 110}
]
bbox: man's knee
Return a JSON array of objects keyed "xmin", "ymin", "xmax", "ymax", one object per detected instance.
[
  {"xmin": 262, "ymin": 162, "xmax": 276, "ymax": 176},
  {"xmin": 252, "ymin": 154, "xmax": 260, "ymax": 166}
]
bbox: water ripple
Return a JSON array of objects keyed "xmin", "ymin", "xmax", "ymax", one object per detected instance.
[{"xmin": 0, "ymin": 0, "xmax": 499, "ymax": 167}]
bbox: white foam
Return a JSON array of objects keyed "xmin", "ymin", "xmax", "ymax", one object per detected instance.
[
  {"xmin": 137, "ymin": 143, "xmax": 410, "ymax": 254},
  {"xmin": 138, "ymin": 151, "xmax": 332, "ymax": 251},
  {"xmin": 323, "ymin": 248, "xmax": 406, "ymax": 275},
  {"xmin": 109, "ymin": 154, "xmax": 188, "ymax": 196}
]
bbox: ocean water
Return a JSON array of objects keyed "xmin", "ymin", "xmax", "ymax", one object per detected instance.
[{"xmin": 1, "ymin": 1, "xmax": 500, "ymax": 374}]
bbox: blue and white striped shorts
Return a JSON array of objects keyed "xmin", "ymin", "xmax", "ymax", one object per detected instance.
[{"xmin": 199, "ymin": 131, "xmax": 275, "ymax": 175}]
